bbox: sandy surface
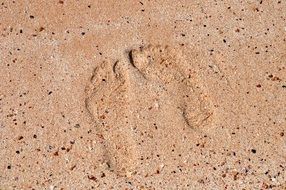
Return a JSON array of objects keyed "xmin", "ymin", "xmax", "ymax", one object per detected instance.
[{"xmin": 0, "ymin": 0, "xmax": 286, "ymax": 189}]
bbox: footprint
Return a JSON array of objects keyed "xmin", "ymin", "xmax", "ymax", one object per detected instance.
[
  {"xmin": 130, "ymin": 45, "xmax": 214, "ymax": 129},
  {"xmin": 86, "ymin": 45, "xmax": 214, "ymax": 177},
  {"xmin": 85, "ymin": 60, "xmax": 138, "ymax": 176}
]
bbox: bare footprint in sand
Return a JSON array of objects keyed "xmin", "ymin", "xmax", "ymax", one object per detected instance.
[
  {"xmin": 85, "ymin": 60, "xmax": 138, "ymax": 176},
  {"xmin": 86, "ymin": 45, "xmax": 214, "ymax": 177},
  {"xmin": 126, "ymin": 45, "xmax": 214, "ymax": 174}
]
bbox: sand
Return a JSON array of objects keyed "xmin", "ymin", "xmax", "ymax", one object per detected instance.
[{"xmin": 0, "ymin": 0, "xmax": 285, "ymax": 189}]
